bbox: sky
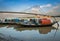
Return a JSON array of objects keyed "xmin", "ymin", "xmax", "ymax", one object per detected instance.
[{"xmin": 0, "ymin": 0, "xmax": 60, "ymax": 16}]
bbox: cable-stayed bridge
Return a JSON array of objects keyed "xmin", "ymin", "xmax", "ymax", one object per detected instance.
[
  {"xmin": 0, "ymin": 5, "xmax": 60, "ymax": 19},
  {"xmin": 0, "ymin": 5, "xmax": 46, "ymax": 15}
]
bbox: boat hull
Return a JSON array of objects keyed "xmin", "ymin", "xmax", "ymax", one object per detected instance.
[
  {"xmin": 0, "ymin": 22, "xmax": 57, "ymax": 27},
  {"xmin": 20, "ymin": 23, "xmax": 55, "ymax": 27}
]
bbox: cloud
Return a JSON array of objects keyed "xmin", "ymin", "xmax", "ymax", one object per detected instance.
[
  {"xmin": 31, "ymin": 7, "xmax": 40, "ymax": 13},
  {"xmin": 40, "ymin": 4, "xmax": 52, "ymax": 8},
  {"xmin": 36, "ymin": 4, "xmax": 60, "ymax": 16},
  {"xmin": 46, "ymin": 5, "xmax": 60, "ymax": 16},
  {"xmin": 29, "ymin": 4, "xmax": 52, "ymax": 13},
  {"xmin": 23, "ymin": 4, "xmax": 52, "ymax": 14}
]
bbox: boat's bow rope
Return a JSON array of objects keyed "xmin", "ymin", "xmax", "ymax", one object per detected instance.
[{"xmin": 53, "ymin": 17, "xmax": 59, "ymax": 29}]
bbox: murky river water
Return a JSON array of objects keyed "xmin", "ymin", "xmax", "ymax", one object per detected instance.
[{"xmin": 0, "ymin": 17, "xmax": 60, "ymax": 41}]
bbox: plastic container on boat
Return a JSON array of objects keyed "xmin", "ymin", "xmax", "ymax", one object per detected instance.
[{"xmin": 41, "ymin": 18, "xmax": 51, "ymax": 25}]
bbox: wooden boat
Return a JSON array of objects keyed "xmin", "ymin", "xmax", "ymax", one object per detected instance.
[
  {"xmin": 20, "ymin": 23, "xmax": 56, "ymax": 27},
  {"xmin": 20, "ymin": 18, "xmax": 57, "ymax": 27}
]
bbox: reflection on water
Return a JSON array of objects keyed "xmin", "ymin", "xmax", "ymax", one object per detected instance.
[{"xmin": 0, "ymin": 25, "xmax": 60, "ymax": 41}]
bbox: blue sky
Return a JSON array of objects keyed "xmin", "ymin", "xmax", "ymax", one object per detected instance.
[{"xmin": 0, "ymin": 0, "xmax": 60, "ymax": 12}]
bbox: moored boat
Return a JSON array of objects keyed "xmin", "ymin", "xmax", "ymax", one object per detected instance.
[{"xmin": 20, "ymin": 18, "xmax": 57, "ymax": 27}]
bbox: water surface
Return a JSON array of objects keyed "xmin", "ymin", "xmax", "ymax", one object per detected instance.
[{"xmin": 0, "ymin": 24, "xmax": 60, "ymax": 41}]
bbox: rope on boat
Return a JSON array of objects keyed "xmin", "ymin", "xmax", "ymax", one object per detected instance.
[{"xmin": 53, "ymin": 17, "xmax": 59, "ymax": 29}]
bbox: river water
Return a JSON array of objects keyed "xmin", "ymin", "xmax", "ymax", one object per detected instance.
[{"xmin": 0, "ymin": 17, "xmax": 60, "ymax": 41}]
